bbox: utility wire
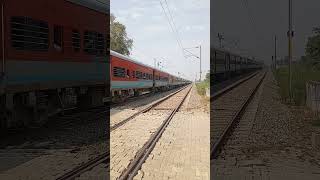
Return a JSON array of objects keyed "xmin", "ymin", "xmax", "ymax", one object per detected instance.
[
  {"xmin": 159, "ymin": 0, "xmax": 185, "ymax": 56},
  {"xmin": 164, "ymin": 0, "xmax": 184, "ymax": 50}
]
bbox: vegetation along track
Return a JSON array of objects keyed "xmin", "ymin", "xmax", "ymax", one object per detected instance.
[
  {"xmin": 110, "ymin": 84, "xmax": 190, "ymax": 131},
  {"xmin": 117, "ymin": 84, "xmax": 192, "ymax": 180},
  {"xmin": 211, "ymin": 70, "xmax": 266, "ymax": 159}
]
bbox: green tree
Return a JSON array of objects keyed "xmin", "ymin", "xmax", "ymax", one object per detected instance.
[
  {"xmin": 110, "ymin": 14, "xmax": 133, "ymax": 56},
  {"xmin": 306, "ymin": 27, "xmax": 320, "ymax": 61}
]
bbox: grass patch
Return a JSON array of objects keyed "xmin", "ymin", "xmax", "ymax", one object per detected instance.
[
  {"xmin": 274, "ymin": 63, "xmax": 320, "ymax": 105},
  {"xmin": 196, "ymin": 80, "xmax": 210, "ymax": 96}
]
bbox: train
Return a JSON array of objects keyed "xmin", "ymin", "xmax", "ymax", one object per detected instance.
[
  {"xmin": 0, "ymin": 0, "xmax": 189, "ymax": 129},
  {"xmin": 0, "ymin": 0, "xmax": 109, "ymax": 129},
  {"xmin": 110, "ymin": 50, "xmax": 191, "ymax": 102},
  {"xmin": 211, "ymin": 47, "xmax": 263, "ymax": 81}
]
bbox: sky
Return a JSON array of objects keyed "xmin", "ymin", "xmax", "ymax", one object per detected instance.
[
  {"xmin": 111, "ymin": 0, "xmax": 210, "ymax": 81},
  {"xmin": 212, "ymin": 0, "xmax": 320, "ymax": 65}
]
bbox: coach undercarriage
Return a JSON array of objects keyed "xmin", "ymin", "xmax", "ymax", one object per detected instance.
[
  {"xmin": 111, "ymin": 84, "xmax": 187, "ymax": 103},
  {"xmin": 0, "ymin": 85, "xmax": 107, "ymax": 130}
]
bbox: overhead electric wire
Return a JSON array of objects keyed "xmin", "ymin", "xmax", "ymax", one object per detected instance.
[
  {"xmin": 163, "ymin": 0, "xmax": 184, "ymax": 50},
  {"xmin": 111, "ymin": 27, "xmax": 184, "ymax": 77},
  {"xmin": 159, "ymin": 0, "xmax": 185, "ymax": 56}
]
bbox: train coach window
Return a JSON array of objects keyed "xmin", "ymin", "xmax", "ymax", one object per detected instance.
[
  {"xmin": 105, "ymin": 36, "xmax": 109, "ymax": 56},
  {"xmin": 132, "ymin": 71, "xmax": 135, "ymax": 78},
  {"xmin": 11, "ymin": 16, "xmax": 49, "ymax": 51},
  {"xmin": 72, "ymin": 30, "xmax": 81, "ymax": 52},
  {"xmin": 136, "ymin": 71, "xmax": 142, "ymax": 79},
  {"xmin": 54, "ymin": 25, "xmax": 63, "ymax": 51},
  {"xmin": 97, "ymin": 33, "xmax": 105, "ymax": 55},
  {"xmin": 113, "ymin": 67, "xmax": 125, "ymax": 78},
  {"xmin": 126, "ymin": 69, "xmax": 130, "ymax": 77},
  {"xmin": 84, "ymin": 31, "xmax": 105, "ymax": 56},
  {"xmin": 215, "ymin": 51, "xmax": 225, "ymax": 64}
]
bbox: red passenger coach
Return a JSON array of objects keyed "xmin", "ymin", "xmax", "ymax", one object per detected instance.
[
  {"xmin": 111, "ymin": 51, "xmax": 154, "ymax": 99},
  {"xmin": 154, "ymin": 69, "xmax": 169, "ymax": 88},
  {"xmin": 0, "ymin": 0, "xmax": 109, "ymax": 129},
  {"xmin": 110, "ymin": 50, "xmax": 191, "ymax": 101}
]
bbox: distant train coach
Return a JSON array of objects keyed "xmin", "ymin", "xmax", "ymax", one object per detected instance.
[
  {"xmin": 0, "ymin": 0, "xmax": 109, "ymax": 129},
  {"xmin": 110, "ymin": 50, "xmax": 190, "ymax": 101},
  {"xmin": 211, "ymin": 47, "xmax": 263, "ymax": 80}
]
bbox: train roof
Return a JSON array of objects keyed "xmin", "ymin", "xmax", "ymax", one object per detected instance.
[
  {"xmin": 211, "ymin": 47, "xmax": 263, "ymax": 63},
  {"xmin": 212, "ymin": 47, "xmax": 246, "ymax": 58},
  {"xmin": 111, "ymin": 50, "xmax": 177, "ymax": 76},
  {"xmin": 66, "ymin": 0, "xmax": 109, "ymax": 14}
]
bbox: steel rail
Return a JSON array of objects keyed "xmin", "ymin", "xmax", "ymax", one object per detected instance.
[
  {"xmin": 110, "ymin": 84, "xmax": 189, "ymax": 132},
  {"xmin": 118, "ymin": 85, "xmax": 193, "ymax": 180},
  {"xmin": 56, "ymin": 85, "xmax": 191, "ymax": 179},
  {"xmin": 211, "ymin": 71, "xmax": 259, "ymax": 100},
  {"xmin": 56, "ymin": 152, "xmax": 109, "ymax": 180},
  {"xmin": 110, "ymin": 85, "xmax": 188, "ymax": 109},
  {"xmin": 211, "ymin": 71, "xmax": 266, "ymax": 159}
]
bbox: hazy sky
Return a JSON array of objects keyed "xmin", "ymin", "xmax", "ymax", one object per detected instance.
[
  {"xmin": 111, "ymin": 0, "xmax": 210, "ymax": 81},
  {"xmin": 211, "ymin": 0, "xmax": 320, "ymax": 65}
]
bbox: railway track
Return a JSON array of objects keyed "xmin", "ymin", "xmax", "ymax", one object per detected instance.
[
  {"xmin": 53, "ymin": 109, "xmax": 109, "ymax": 180},
  {"xmin": 211, "ymin": 70, "xmax": 266, "ymax": 159},
  {"xmin": 56, "ymin": 152, "xmax": 109, "ymax": 180},
  {"xmin": 56, "ymin": 84, "xmax": 192, "ymax": 180},
  {"xmin": 110, "ymin": 84, "xmax": 189, "ymax": 131},
  {"xmin": 109, "ymin": 91, "xmax": 156, "ymax": 109},
  {"xmin": 117, "ymin": 84, "xmax": 192, "ymax": 180},
  {"xmin": 0, "ymin": 99, "xmax": 109, "ymax": 179},
  {"xmin": 51, "ymin": 107, "xmax": 109, "ymax": 180}
]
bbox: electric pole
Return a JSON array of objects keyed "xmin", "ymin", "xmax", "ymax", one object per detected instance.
[
  {"xmin": 183, "ymin": 45, "xmax": 202, "ymax": 81},
  {"xmin": 154, "ymin": 58, "xmax": 163, "ymax": 69},
  {"xmin": 274, "ymin": 35, "xmax": 277, "ymax": 70},
  {"xmin": 199, "ymin": 45, "xmax": 202, "ymax": 81},
  {"xmin": 217, "ymin": 33, "xmax": 224, "ymax": 48},
  {"xmin": 288, "ymin": 0, "xmax": 293, "ymax": 100}
]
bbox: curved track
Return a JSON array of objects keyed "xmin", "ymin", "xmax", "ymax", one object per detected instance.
[{"xmin": 211, "ymin": 70, "xmax": 266, "ymax": 159}]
